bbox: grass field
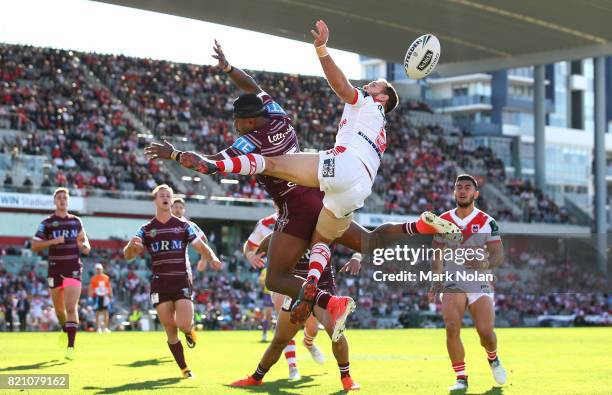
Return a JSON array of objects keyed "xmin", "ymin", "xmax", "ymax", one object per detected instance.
[{"xmin": 0, "ymin": 328, "xmax": 610, "ymax": 394}]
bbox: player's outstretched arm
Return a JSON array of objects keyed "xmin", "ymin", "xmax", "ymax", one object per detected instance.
[
  {"xmin": 213, "ymin": 40, "xmax": 262, "ymax": 94},
  {"xmin": 310, "ymin": 20, "xmax": 355, "ymax": 103}
]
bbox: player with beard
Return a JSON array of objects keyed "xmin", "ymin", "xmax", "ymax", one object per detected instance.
[{"xmin": 429, "ymin": 174, "xmax": 507, "ymax": 390}]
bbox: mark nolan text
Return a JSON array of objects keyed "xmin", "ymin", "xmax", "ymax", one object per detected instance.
[{"xmin": 373, "ymin": 270, "xmax": 494, "ymax": 282}]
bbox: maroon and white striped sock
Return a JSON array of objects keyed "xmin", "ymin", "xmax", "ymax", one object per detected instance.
[
  {"xmin": 452, "ymin": 361, "xmax": 467, "ymax": 380},
  {"xmin": 215, "ymin": 154, "xmax": 265, "ymax": 176},
  {"xmin": 307, "ymin": 242, "xmax": 331, "ymax": 283},
  {"xmin": 486, "ymin": 349, "xmax": 498, "ymax": 362},
  {"xmin": 338, "ymin": 362, "xmax": 350, "ymax": 378},
  {"xmin": 283, "ymin": 339, "xmax": 297, "ymax": 368}
]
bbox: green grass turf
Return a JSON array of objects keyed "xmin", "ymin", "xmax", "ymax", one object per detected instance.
[{"xmin": 0, "ymin": 328, "xmax": 610, "ymax": 394}]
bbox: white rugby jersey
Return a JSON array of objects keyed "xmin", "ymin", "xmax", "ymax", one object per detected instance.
[{"xmin": 334, "ymin": 88, "xmax": 387, "ymax": 176}]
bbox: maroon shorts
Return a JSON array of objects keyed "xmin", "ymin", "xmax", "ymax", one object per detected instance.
[
  {"xmin": 47, "ymin": 266, "xmax": 82, "ymax": 289},
  {"xmin": 275, "ymin": 188, "xmax": 324, "ymax": 241},
  {"xmin": 150, "ymin": 275, "xmax": 192, "ymax": 307},
  {"xmin": 151, "ymin": 288, "xmax": 192, "ymax": 307}
]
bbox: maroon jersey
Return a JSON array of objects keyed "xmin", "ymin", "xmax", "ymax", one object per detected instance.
[
  {"xmin": 134, "ymin": 216, "xmax": 198, "ymax": 293},
  {"xmin": 222, "ymin": 91, "xmax": 317, "ymax": 204},
  {"xmin": 34, "ymin": 214, "xmax": 83, "ymax": 281}
]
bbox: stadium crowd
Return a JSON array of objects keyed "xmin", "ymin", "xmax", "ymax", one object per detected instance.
[
  {"xmin": 1, "ymin": 242, "xmax": 608, "ymax": 332},
  {"xmin": 0, "ymin": 43, "xmax": 571, "ymax": 222}
]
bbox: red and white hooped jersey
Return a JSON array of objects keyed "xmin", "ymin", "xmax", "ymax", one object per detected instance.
[{"xmin": 334, "ymin": 88, "xmax": 386, "ymax": 177}]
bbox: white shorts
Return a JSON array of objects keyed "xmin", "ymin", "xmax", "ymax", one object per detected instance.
[
  {"xmin": 440, "ymin": 291, "xmax": 495, "ymax": 306},
  {"xmin": 317, "ymin": 147, "xmax": 373, "ymax": 218}
]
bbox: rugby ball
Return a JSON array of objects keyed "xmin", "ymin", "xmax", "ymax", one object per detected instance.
[{"xmin": 404, "ymin": 34, "xmax": 441, "ymax": 80}]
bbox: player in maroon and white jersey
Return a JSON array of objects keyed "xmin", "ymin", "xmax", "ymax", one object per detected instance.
[
  {"xmin": 124, "ymin": 185, "xmax": 222, "ymax": 379},
  {"xmin": 31, "ymin": 187, "xmax": 91, "ymax": 361},
  {"xmin": 429, "ymin": 175, "xmax": 506, "ymax": 390},
  {"xmin": 144, "ymin": 40, "xmax": 461, "ymax": 350},
  {"xmin": 234, "ymin": 212, "xmax": 363, "ymax": 391}
]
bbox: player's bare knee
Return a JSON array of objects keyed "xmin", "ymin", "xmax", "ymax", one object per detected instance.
[
  {"xmin": 476, "ymin": 326, "xmax": 494, "ymax": 341},
  {"xmin": 444, "ymin": 321, "xmax": 461, "ymax": 337}
]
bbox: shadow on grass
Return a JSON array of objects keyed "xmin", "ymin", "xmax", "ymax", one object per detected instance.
[
  {"xmin": 83, "ymin": 377, "xmax": 197, "ymax": 394},
  {"xmin": 115, "ymin": 357, "xmax": 172, "ymax": 368},
  {"xmin": 469, "ymin": 386, "xmax": 504, "ymax": 395},
  {"xmin": 222, "ymin": 374, "xmax": 325, "ymax": 395},
  {"xmin": 0, "ymin": 360, "xmax": 66, "ymax": 372}
]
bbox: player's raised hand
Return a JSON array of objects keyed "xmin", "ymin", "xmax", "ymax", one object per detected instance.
[
  {"xmin": 310, "ymin": 19, "xmax": 329, "ymax": 47},
  {"xmin": 144, "ymin": 139, "xmax": 175, "ymax": 160},
  {"xmin": 212, "ymin": 39, "xmax": 229, "ymax": 70},
  {"xmin": 340, "ymin": 256, "xmax": 361, "ymax": 275}
]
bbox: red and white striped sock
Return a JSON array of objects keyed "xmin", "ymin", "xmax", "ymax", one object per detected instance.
[
  {"xmin": 452, "ymin": 361, "xmax": 467, "ymax": 380},
  {"xmin": 303, "ymin": 329, "xmax": 315, "ymax": 349},
  {"xmin": 284, "ymin": 339, "xmax": 297, "ymax": 368},
  {"xmin": 306, "ymin": 242, "xmax": 331, "ymax": 283},
  {"xmin": 486, "ymin": 349, "xmax": 498, "ymax": 362},
  {"xmin": 215, "ymin": 154, "xmax": 265, "ymax": 176}
]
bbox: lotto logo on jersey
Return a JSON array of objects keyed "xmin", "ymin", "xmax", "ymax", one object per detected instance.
[{"xmin": 232, "ymin": 136, "xmax": 256, "ymax": 154}]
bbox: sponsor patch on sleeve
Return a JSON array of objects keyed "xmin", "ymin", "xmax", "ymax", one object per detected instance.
[{"xmin": 231, "ymin": 136, "xmax": 256, "ymax": 154}]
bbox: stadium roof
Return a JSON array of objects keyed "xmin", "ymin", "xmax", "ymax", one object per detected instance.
[{"xmin": 97, "ymin": 0, "xmax": 612, "ymax": 76}]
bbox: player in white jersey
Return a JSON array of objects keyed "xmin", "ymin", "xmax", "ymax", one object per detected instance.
[
  {"xmin": 430, "ymin": 174, "xmax": 507, "ymax": 391},
  {"xmin": 192, "ymin": 19, "xmax": 409, "ymax": 326},
  {"xmin": 243, "ymin": 212, "xmax": 326, "ymax": 380}
]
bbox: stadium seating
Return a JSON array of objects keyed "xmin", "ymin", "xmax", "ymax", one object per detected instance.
[{"xmin": 0, "ymin": 43, "xmax": 571, "ymax": 222}]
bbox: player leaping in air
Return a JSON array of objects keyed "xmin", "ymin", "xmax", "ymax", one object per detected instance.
[{"xmin": 145, "ymin": 31, "xmax": 462, "ymax": 344}]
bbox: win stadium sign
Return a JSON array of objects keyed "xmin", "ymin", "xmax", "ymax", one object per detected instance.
[{"xmin": 0, "ymin": 192, "xmax": 85, "ymax": 212}]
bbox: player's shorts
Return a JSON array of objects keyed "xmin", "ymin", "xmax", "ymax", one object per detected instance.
[
  {"xmin": 262, "ymin": 293, "xmax": 274, "ymax": 308},
  {"xmin": 94, "ymin": 295, "xmax": 110, "ymax": 311},
  {"xmin": 150, "ymin": 287, "xmax": 192, "ymax": 308},
  {"xmin": 441, "ymin": 282, "xmax": 495, "ymax": 306},
  {"xmin": 47, "ymin": 272, "xmax": 82, "ymax": 289},
  {"xmin": 151, "ymin": 275, "xmax": 192, "ymax": 307},
  {"xmin": 317, "ymin": 146, "xmax": 373, "ymax": 218},
  {"xmin": 276, "ymin": 187, "xmax": 324, "ymax": 241}
]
